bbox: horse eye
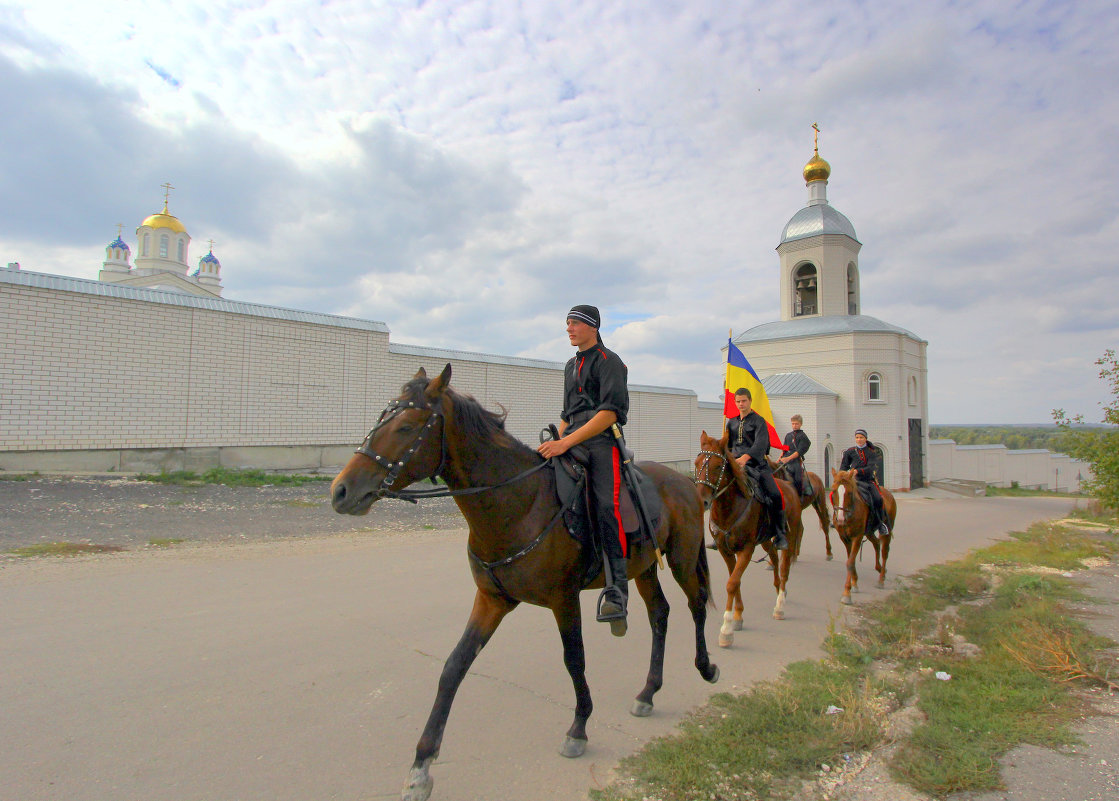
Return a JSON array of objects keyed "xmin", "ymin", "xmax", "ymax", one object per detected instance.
[{"xmin": 397, "ymin": 424, "xmax": 415, "ymax": 434}]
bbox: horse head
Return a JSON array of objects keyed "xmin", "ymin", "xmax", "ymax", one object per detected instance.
[
  {"xmin": 695, "ymin": 430, "xmax": 743, "ymax": 510},
  {"xmin": 330, "ymin": 364, "xmax": 452, "ymax": 515},
  {"xmin": 829, "ymin": 468, "xmax": 859, "ymax": 527}
]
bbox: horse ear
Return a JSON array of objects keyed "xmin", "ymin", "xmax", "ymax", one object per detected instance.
[
  {"xmin": 699, "ymin": 430, "xmax": 709, "ymax": 443},
  {"xmin": 413, "ymin": 366, "xmax": 427, "ymax": 380},
  {"xmin": 831, "ymin": 468, "xmax": 838, "ymax": 479},
  {"xmin": 425, "ymin": 363, "xmax": 452, "ymax": 399}
]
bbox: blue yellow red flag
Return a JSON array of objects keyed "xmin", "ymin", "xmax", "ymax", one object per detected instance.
[{"xmin": 724, "ymin": 338, "xmax": 787, "ymax": 451}]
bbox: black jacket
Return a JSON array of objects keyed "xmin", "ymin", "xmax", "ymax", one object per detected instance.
[
  {"xmin": 840, "ymin": 444, "xmax": 882, "ymax": 482},
  {"xmin": 726, "ymin": 411, "xmax": 770, "ymax": 465},
  {"xmin": 561, "ymin": 343, "xmax": 629, "ymax": 427},
  {"xmin": 783, "ymin": 429, "xmax": 811, "ymax": 460}
]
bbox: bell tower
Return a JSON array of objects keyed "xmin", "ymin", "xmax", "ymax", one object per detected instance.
[{"xmin": 777, "ymin": 124, "xmax": 862, "ymax": 321}]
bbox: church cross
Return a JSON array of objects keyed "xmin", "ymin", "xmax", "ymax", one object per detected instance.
[
  {"xmin": 812, "ymin": 122, "xmax": 820, "ymax": 152},
  {"xmin": 207, "ymin": 239, "xmax": 216, "ymax": 253},
  {"xmin": 160, "ymin": 182, "xmax": 175, "ymax": 211},
  {"xmin": 116, "ymin": 223, "xmax": 123, "ymax": 237}
]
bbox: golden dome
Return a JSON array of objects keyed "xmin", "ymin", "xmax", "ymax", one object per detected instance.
[
  {"xmin": 140, "ymin": 203, "xmax": 187, "ymax": 234},
  {"xmin": 803, "ymin": 149, "xmax": 831, "ymax": 183}
]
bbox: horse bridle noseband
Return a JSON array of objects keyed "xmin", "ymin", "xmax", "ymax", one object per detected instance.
[{"xmin": 695, "ymin": 449, "xmax": 734, "ymax": 500}]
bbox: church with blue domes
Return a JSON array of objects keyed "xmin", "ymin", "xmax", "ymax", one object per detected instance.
[{"xmin": 98, "ymin": 185, "xmax": 223, "ymax": 297}]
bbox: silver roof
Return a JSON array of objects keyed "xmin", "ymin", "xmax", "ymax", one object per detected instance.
[
  {"xmin": 1, "ymin": 268, "xmax": 390, "ymax": 333},
  {"xmin": 780, "ymin": 204, "xmax": 859, "ymax": 245},
  {"xmin": 735, "ymin": 314, "xmax": 926, "ymax": 344},
  {"xmin": 761, "ymin": 372, "xmax": 838, "ymax": 397}
]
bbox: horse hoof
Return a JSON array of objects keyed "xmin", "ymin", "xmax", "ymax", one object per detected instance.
[
  {"xmin": 401, "ymin": 767, "xmax": 434, "ymax": 801},
  {"xmin": 718, "ymin": 633, "xmax": 733, "ymax": 648},
  {"xmin": 840, "ymin": 595, "xmax": 852, "ymax": 606},
  {"xmin": 877, "ymin": 580, "xmax": 886, "ymax": 588},
  {"xmin": 826, "ymin": 554, "xmax": 834, "ymax": 561},
  {"xmin": 773, "ymin": 610, "xmax": 785, "ymax": 620},
  {"xmin": 732, "ymin": 619, "xmax": 743, "ymax": 631},
  {"xmin": 560, "ymin": 736, "xmax": 587, "ymax": 758},
  {"xmin": 706, "ymin": 664, "xmax": 720, "ymax": 684},
  {"xmin": 630, "ymin": 700, "xmax": 654, "ymax": 717}
]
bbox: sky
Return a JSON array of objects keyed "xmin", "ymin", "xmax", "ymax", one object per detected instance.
[{"xmin": 1, "ymin": 0, "xmax": 1116, "ymax": 424}]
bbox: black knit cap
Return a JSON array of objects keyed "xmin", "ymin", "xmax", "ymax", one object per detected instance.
[
  {"xmin": 567, "ymin": 304, "xmax": 600, "ymax": 328},
  {"xmin": 854, "ymin": 428, "xmax": 868, "ymax": 438}
]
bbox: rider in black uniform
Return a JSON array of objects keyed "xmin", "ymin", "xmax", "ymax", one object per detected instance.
[
  {"xmin": 537, "ymin": 305, "xmax": 631, "ymax": 635},
  {"xmin": 778, "ymin": 414, "xmax": 811, "ymax": 498},
  {"xmin": 725, "ymin": 387, "xmax": 788, "ymax": 551},
  {"xmin": 839, "ymin": 429, "xmax": 890, "ymax": 536}
]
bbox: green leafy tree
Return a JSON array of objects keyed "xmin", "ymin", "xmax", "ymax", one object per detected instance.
[{"xmin": 1053, "ymin": 349, "xmax": 1119, "ymax": 510}]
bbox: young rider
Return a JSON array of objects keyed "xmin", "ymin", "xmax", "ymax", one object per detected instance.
[
  {"xmin": 778, "ymin": 414, "xmax": 811, "ymax": 498},
  {"xmin": 839, "ymin": 429, "xmax": 890, "ymax": 536},
  {"xmin": 725, "ymin": 387, "xmax": 788, "ymax": 551},
  {"xmin": 537, "ymin": 305, "xmax": 631, "ymax": 634}
]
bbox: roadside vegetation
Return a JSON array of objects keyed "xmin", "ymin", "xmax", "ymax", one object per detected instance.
[
  {"xmin": 592, "ymin": 511, "xmax": 1118, "ymax": 801},
  {"xmin": 8, "ymin": 542, "xmax": 125, "ymax": 557},
  {"xmin": 134, "ymin": 467, "xmax": 332, "ymax": 487},
  {"xmin": 984, "ymin": 482, "xmax": 1083, "ymax": 499}
]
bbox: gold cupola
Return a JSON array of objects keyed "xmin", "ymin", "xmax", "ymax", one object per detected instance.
[
  {"xmin": 803, "ymin": 122, "xmax": 831, "ymax": 184},
  {"xmin": 140, "ymin": 202, "xmax": 188, "ymax": 234}
]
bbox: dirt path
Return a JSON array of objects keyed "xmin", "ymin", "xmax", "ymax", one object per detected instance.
[{"xmin": 2, "ymin": 486, "xmax": 1099, "ymax": 801}]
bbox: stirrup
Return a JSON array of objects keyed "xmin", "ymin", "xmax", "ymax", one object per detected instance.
[{"xmin": 596, "ymin": 588, "xmax": 628, "ymax": 636}]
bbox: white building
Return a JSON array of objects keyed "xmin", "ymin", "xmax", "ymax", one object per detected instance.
[{"xmin": 734, "ymin": 138, "xmax": 929, "ymax": 490}]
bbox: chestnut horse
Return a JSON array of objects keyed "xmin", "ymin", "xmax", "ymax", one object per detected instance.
[
  {"xmin": 331, "ymin": 366, "xmax": 719, "ymax": 801},
  {"xmin": 695, "ymin": 431, "xmax": 803, "ymax": 648},
  {"xmin": 828, "ymin": 468, "xmax": 897, "ymax": 604},
  {"xmin": 772, "ymin": 461, "xmax": 832, "ymax": 560}
]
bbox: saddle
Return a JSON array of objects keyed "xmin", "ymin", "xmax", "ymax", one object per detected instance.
[{"xmin": 548, "ymin": 430, "xmax": 663, "ymax": 587}]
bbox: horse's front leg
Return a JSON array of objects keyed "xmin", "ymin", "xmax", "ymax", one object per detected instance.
[
  {"xmin": 877, "ymin": 531, "xmax": 891, "ymax": 588},
  {"xmin": 841, "ymin": 532, "xmax": 862, "ymax": 605},
  {"xmin": 720, "ymin": 546, "xmax": 755, "ymax": 648},
  {"xmin": 404, "ymin": 590, "xmax": 516, "ymax": 801},
  {"xmin": 552, "ymin": 594, "xmax": 593, "ymax": 757},
  {"xmin": 630, "ymin": 566, "xmax": 670, "ymax": 717}
]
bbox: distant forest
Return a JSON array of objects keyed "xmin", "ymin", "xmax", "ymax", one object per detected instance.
[{"xmin": 929, "ymin": 425, "xmax": 1077, "ymax": 452}]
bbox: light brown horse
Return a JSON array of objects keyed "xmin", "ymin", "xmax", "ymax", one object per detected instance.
[
  {"xmin": 828, "ymin": 468, "xmax": 897, "ymax": 604},
  {"xmin": 331, "ymin": 366, "xmax": 719, "ymax": 801},
  {"xmin": 772, "ymin": 461, "xmax": 832, "ymax": 560},
  {"xmin": 695, "ymin": 431, "xmax": 803, "ymax": 648}
]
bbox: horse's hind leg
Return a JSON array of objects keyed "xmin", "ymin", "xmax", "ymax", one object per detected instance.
[
  {"xmin": 631, "ymin": 567, "xmax": 669, "ymax": 716},
  {"xmin": 769, "ymin": 545, "xmax": 789, "ymax": 620},
  {"xmin": 878, "ymin": 533, "xmax": 891, "ymax": 588},
  {"xmin": 405, "ymin": 591, "xmax": 516, "ymax": 801},
  {"xmin": 817, "ymin": 500, "xmax": 833, "ymax": 560},
  {"xmin": 550, "ymin": 594, "xmax": 593, "ymax": 757}
]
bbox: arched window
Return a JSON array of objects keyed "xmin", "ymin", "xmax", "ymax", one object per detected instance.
[
  {"xmin": 847, "ymin": 263, "xmax": 859, "ymax": 315},
  {"xmin": 159, "ymin": 235, "xmax": 169, "ymax": 258},
  {"xmin": 824, "ymin": 443, "xmax": 833, "ymax": 478},
  {"xmin": 793, "ymin": 263, "xmax": 818, "ymax": 317},
  {"xmin": 908, "ymin": 376, "xmax": 918, "ymax": 406},
  {"xmin": 141, "ymin": 233, "xmax": 149, "ymax": 256},
  {"xmin": 177, "ymin": 240, "xmax": 185, "ymax": 262},
  {"xmin": 868, "ymin": 372, "xmax": 882, "ymax": 401}
]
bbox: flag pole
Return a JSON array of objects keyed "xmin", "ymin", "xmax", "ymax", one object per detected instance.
[{"xmin": 723, "ymin": 328, "xmax": 732, "ymax": 435}]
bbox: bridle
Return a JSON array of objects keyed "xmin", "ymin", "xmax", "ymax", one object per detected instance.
[
  {"xmin": 354, "ymin": 395, "xmax": 549, "ymax": 503},
  {"xmin": 829, "ymin": 480, "xmax": 856, "ymax": 528},
  {"xmin": 695, "ymin": 448, "xmax": 734, "ymax": 500}
]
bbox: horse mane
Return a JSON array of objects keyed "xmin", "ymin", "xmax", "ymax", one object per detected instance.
[{"xmin": 400, "ymin": 375, "xmax": 534, "ymax": 456}]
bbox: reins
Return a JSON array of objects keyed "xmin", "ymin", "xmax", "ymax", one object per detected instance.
[
  {"xmin": 697, "ymin": 447, "xmax": 757, "ymax": 542},
  {"xmin": 354, "ymin": 397, "xmax": 550, "ymax": 503}
]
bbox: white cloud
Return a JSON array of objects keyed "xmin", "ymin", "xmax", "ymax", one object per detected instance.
[{"xmin": 2, "ymin": 0, "xmax": 1118, "ymax": 423}]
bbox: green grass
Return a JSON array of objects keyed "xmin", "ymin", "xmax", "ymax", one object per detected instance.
[
  {"xmin": 9, "ymin": 542, "xmax": 125, "ymax": 557},
  {"xmin": 135, "ymin": 467, "xmax": 332, "ymax": 487},
  {"xmin": 0, "ymin": 472, "xmax": 39, "ymax": 481},
  {"xmin": 146, "ymin": 538, "xmax": 186, "ymax": 548},
  {"xmin": 985, "ymin": 484, "xmax": 1081, "ymax": 498},
  {"xmin": 594, "ymin": 516, "xmax": 1119, "ymax": 801}
]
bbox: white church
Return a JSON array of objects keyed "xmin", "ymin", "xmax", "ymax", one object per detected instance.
[{"xmin": 739, "ymin": 135, "xmax": 929, "ymax": 490}]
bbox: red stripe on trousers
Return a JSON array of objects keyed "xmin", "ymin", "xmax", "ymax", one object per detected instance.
[{"xmin": 611, "ymin": 448, "xmax": 626, "ymax": 557}]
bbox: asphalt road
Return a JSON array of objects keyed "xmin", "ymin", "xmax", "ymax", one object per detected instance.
[{"xmin": 0, "ymin": 489, "xmax": 1082, "ymax": 801}]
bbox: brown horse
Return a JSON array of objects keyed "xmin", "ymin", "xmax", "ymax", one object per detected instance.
[
  {"xmin": 771, "ymin": 460, "xmax": 832, "ymax": 560},
  {"xmin": 695, "ymin": 432, "xmax": 803, "ymax": 648},
  {"xmin": 331, "ymin": 366, "xmax": 719, "ymax": 801},
  {"xmin": 828, "ymin": 468, "xmax": 897, "ymax": 604}
]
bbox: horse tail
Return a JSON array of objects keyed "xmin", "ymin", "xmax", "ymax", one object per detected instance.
[{"xmin": 696, "ymin": 535, "xmax": 716, "ymax": 610}]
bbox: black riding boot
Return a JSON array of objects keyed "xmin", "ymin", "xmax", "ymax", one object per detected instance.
[
  {"xmin": 597, "ymin": 554, "xmax": 629, "ymax": 637},
  {"xmin": 874, "ymin": 501, "xmax": 890, "ymax": 537},
  {"xmin": 770, "ymin": 509, "xmax": 788, "ymax": 551}
]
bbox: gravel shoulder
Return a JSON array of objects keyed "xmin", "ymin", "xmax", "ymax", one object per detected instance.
[{"xmin": 0, "ymin": 474, "xmax": 465, "ymax": 552}]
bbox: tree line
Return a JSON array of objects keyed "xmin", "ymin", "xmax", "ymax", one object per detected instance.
[{"xmin": 929, "ymin": 425, "xmax": 1075, "ymax": 452}]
